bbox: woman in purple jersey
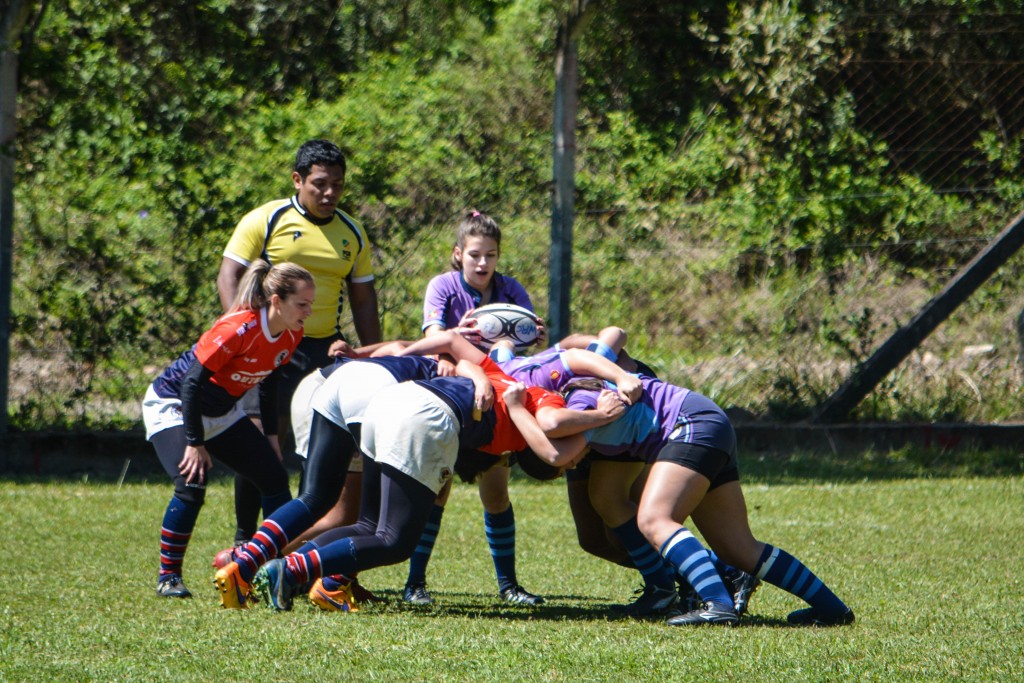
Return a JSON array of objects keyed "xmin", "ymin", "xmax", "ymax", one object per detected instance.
[
  {"xmin": 562, "ymin": 376, "xmax": 854, "ymax": 627},
  {"xmin": 407, "ymin": 210, "xmax": 550, "ymax": 606}
]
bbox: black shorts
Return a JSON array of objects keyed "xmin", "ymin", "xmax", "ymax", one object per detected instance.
[{"xmin": 655, "ymin": 441, "xmax": 739, "ymax": 491}]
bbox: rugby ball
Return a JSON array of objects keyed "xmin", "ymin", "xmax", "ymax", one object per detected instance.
[{"xmin": 466, "ymin": 303, "xmax": 541, "ymax": 349}]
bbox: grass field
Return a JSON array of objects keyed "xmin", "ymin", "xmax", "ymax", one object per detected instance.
[{"xmin": 2, "ymin": 454, "xmax": 1023, "ymax": 682}]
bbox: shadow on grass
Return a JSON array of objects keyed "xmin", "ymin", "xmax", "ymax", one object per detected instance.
[
  {"xmin": 347, "ymin": 589, "xmax": 633, "ymax": 622},
  {"xmin": 321, "ymin": 589, "xmax": 804, "ymax": 628}
]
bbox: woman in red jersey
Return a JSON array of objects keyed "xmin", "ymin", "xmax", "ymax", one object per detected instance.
[{"xmin": 142, "ymin": 260, "xmax": 314, "ymax": 599}]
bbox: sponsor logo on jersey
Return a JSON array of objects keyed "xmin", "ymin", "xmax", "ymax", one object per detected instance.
[
  {"xmin": 549, "ymin": 369, "xmax": 561, "ymax": 382},
  {"xmin": 293, "ymin": 230, "xmax": 302, "ymax": 241},
  {"xmin": 439, "ymin": 467, "xmax": 452, "ymax": 485},
  {"xmin": 342, "ymin": 250, "xmax": 352, "ymax": 260},
  {"xmin": 275, "ymin": 350, "xmax": 290, "ymax": 367},
  {"xmin": 230, "ymin": 369, "xmax": 272, "ymax": 385},
  {"xmin": 235, "ymin": 321, "xmax": 252, "ymax": 337}
]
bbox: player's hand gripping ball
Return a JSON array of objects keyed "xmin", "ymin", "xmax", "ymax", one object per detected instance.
[{"xmin": 465, "ymin": 303, "xmax": 541, "ymax": 350}]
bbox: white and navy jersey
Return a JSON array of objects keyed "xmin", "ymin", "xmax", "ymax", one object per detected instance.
[
  {"xmin": 414, "ymin": 376, "xmax": 496, "ymax": 450},
  {"xmin": 343, "ymin": 354, "xmax": 440, "ymax": 383}
]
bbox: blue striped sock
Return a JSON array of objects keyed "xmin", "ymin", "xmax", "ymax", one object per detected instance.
[
  {"xmin": 485, "ymin": 505, "xmax": 517, "ymax": 591},
  {"xmin": 754, "ymin": 544, "xmax": 848, "ymax": 617},
  {"xmin": 610, "ymin": 517, "xmax": 675, "ymax": 589},
  {"xmin": 406, "ymin": 504, "xmax": 445, "ymax": 585},
  {"xmin": 489, "ymin": 346, "xmax": 515, "ymax": 363},
  {"xmin": 585, "ymin": 341, "xmax": 618, "ymax": 362},
  {"xmin": 660, "ymin": 527, "xmax": 733, "ymax": 607},
  {"xmin": 158, "ymin": 495, "xmax": 200, "ymax": 579}
]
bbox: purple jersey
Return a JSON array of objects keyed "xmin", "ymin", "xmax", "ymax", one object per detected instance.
[
  {"xmin": 422, "ymin": 270, "xmax": 533, "ymax": 332},
  {"xmin": 497, "ymin": 347, "xmax": 575, "ymax": 392},
  {"xmin": 565, "ymin": 376, "xmax": 733, "ymax": 461}
]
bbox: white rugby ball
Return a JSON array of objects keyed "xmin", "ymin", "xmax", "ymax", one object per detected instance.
[{"xmin": 466, "ymin": 303, "xmax": 541, "ymax": 349}]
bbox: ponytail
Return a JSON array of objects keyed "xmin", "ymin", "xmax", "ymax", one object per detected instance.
[{"xmin": 229, "ymin": 260, "xmax": 314, "ymax": 313}]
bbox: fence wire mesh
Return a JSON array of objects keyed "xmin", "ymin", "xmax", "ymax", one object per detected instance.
[{"xmin": 9, "ymin": 8, "xmax": 1024, "ymax": 429}]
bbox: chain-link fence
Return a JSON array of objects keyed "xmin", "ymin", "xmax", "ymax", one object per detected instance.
[{"xmin": 8, "ymin": 8, "xmax": 1024, "ymax": 428}]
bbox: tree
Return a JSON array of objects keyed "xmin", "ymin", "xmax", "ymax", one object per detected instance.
[{"xmin": 1, "ymin": 0, "xmax": 44, "ymax": 435}]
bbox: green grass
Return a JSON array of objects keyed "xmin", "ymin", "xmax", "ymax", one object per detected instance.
[{"xmin": 2, "ymin": 458, "xmax": 1023, "ymax": 682}]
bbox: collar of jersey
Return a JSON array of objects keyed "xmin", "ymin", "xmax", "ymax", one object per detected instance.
[
  {"xmin": 291, "ymin": 195, "xmax": 336, "ymax": 226},
  {"xmin": 460, "ymin": 271, "xmax": 505, "ymax": 307}
]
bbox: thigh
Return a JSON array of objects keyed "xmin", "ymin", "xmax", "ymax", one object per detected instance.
[
  {"xmin": 151, "ymin": 425, "xmax": 188, "ymax": 481},
  {"xmin": 207, "ymin": 419, "xmax": 289, "ymax": 493},
  {"xmin": 299, "ymin": 413, "xmax": 356, "ymax": 503},
  {"xmin": 636, "ymin": 461, "xmax": 710, "ymax": 548},
  {"xmin": 477, "ymin": 464, "xmax": 511, "ymax": 512},
  {"xmin": 371, "ymin": 464, "xmax": 438, "ymax": 549},
  {"xmin": 588, "ymin": 460, "xmax": 645, "ymax": 528}
]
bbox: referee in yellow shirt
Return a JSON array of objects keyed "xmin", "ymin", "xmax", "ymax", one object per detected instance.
[{"xmin": 216, "ymin": 139, "xmax": 382, "ymax": 547}]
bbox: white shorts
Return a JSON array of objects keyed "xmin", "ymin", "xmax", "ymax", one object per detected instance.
[
  {"xmin": 291, "ymin": 370, "xmax": 326, "ymax": 459},
  {"xmin": 291, "ymin": 368, "xmax": 367, "ymax": 473},
  {"xmin": 359, "ymin": 383, "xmax": 459, "ymax": 495},
  {"xmin": 311, "ymin": 362, "xmax": 398, "ymax": 429},
  {"xmin": 141, "ymin": 385, "xmax": 245, "ymax": 441}
]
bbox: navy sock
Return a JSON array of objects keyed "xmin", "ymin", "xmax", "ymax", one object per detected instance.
[
  {"xmin": 610, "ymin": 517, "xmax": 675, "ymax": 590},
  {"xmin": 754, "ymin": 544, "xmax": 848, "ymax": 616},
  {"xmin": 313, "ymin": 538, "xmax": 357, "ymax": 582},
  {"xmin": 660, "ymin": 527, "xmax": 733, "ymax": 607},
  {"xmin": 485, "ymin": 505, "xmax": 517, "ymax": 592},
  {"xmin": 406, "ymin": 504, "xmax": 445, "ymax": 586},
  {"xmin": 159, "ymin": 495, "xmax": 201, "ymax": 579},
  {"xmin": 260, "ymin": 489, "xmax": 292, "ymax": 518},
  {"xmin": 236, "ymin": 499, "xmax": 316, "ymax": 583}
]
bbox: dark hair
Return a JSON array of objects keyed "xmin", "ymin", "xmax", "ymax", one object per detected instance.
[
  {"xmin": 632, "ymin": 357, "xmax": 658, "ymax": 379},
  {"xmin": 454, "ymin": 448, "xmax": 502, "ymax": 484},
  {"xmin": 230, "ymin": 260, "xmax": 315, "ymax": 313},
  {"xmin": 449, "ymin": 210, "xmax": 502, "ymax": 270},
  {"xmin": 561, "ymin": 377, "xmax": 607, "ymax": 399},
  {"xmin": 515, "ymin": 449, "xmax": 563, "ymax": 481},
  {"xmin": 294, "ymin": 139, "xmax": 347, "ymax": 180}
]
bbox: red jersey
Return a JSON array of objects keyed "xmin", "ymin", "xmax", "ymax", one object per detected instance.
[
  {"xmin": 478, "ymin": 356, "xmax": 566, "ymax": 455},
  {"xmin": 193, "ymin": 308, "xmax": 302, "ymax": 397}
]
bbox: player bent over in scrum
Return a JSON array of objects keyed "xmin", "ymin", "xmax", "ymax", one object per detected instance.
[
  {"xmin": 247, "ymin": 355, "xmax": 602, "ymax": 611},
  {"xmin": 556, "ymin": 376, "xmax": 854, "ymax": 627}
]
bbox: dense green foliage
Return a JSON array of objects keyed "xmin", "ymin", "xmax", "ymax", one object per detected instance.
[{"xmin": 9, "ymin": 0, "xmax": 1024, "ymax": 427}]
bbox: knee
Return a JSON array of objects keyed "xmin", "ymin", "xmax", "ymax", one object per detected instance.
[
  {"xmin": 478, "ymin": 481, "xmax": 510, "ymax": 513},
  {"xmin": 297, "ymin": 491, "xmax": 334, "ymax": 520},
  {"xmin": 172, "ymin": 482, "xmax": 206, "ymax": 508},
  {"xmin": 635, "ymin": 507, "xmax": 661, "ymax": 546},
  {"xmin": 377, "ymin": 530, "xmax": 419, "ymax": 565}
]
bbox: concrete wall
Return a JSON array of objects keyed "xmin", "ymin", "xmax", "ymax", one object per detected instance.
[{"xmin": 4, "ymin": 422, "xmax": 1023, "ymax": 479}]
